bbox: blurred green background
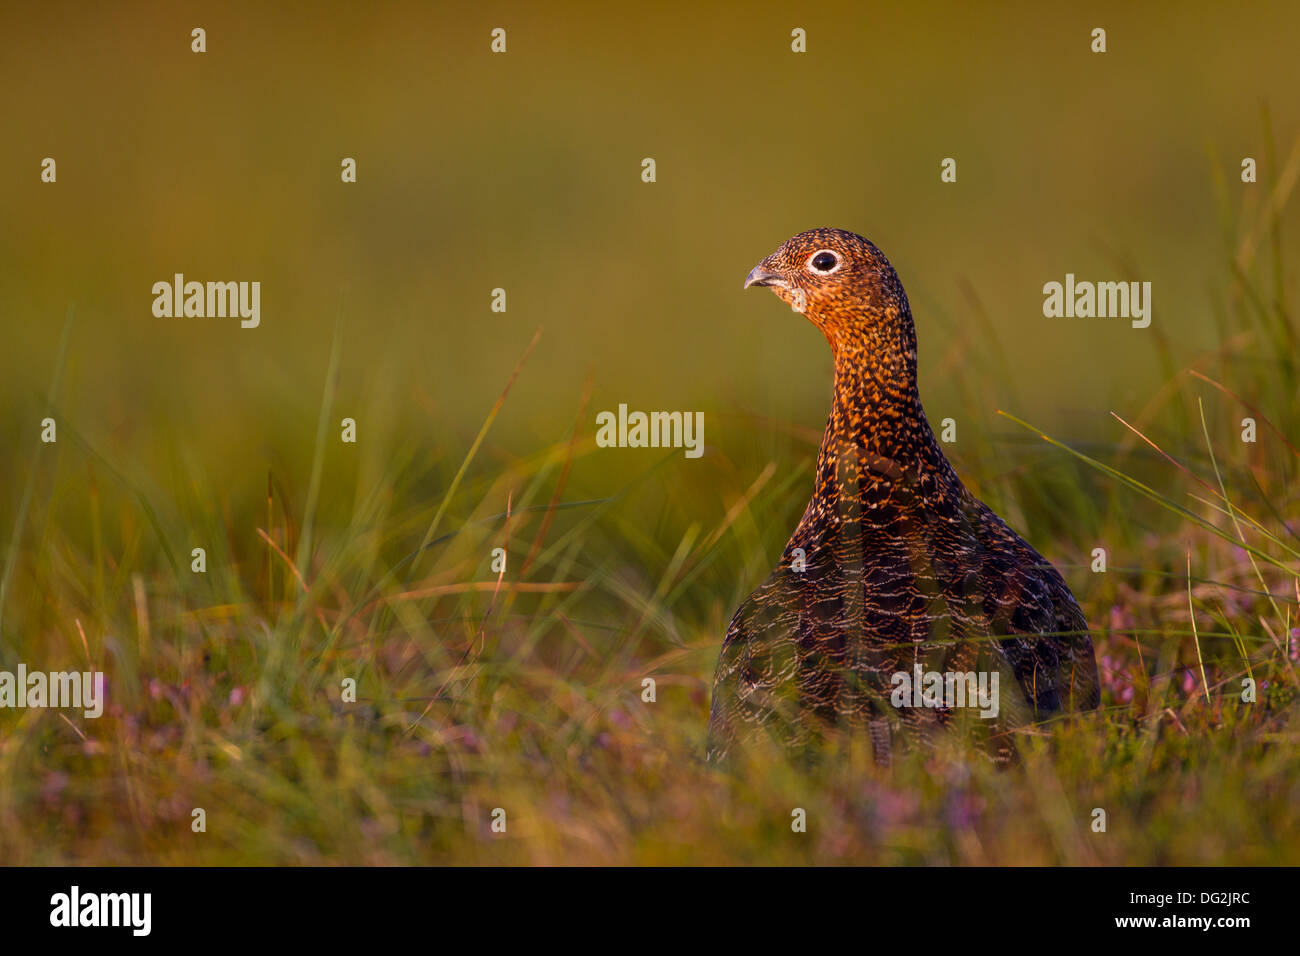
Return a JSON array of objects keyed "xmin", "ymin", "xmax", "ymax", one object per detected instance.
[
  {"xmin": 3, "ymin": 0, "xmax": 1298, "ymax": 480},
  {"xmin": 4, "ymin": 0, "xmax": 1300, "ymax": 867}
]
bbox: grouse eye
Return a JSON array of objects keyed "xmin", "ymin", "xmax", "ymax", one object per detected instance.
[{"xmin": 809, "ymin": 251, "xmax": 839, "ymax": 273}]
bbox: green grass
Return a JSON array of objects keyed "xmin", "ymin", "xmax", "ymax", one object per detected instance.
[{"xmin": 3, "ymin": 366, "xmax": 1297, "ymax": 865}]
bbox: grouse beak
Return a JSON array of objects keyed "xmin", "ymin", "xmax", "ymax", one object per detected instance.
[{"xmin": 744, "ymin": 263, "xmax": 786, "ymax": 290}]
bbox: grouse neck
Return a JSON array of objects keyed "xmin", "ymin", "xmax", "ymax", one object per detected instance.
[{"xmin": 819, "ymin": 331, "xmax": 956, "ymax": 485}]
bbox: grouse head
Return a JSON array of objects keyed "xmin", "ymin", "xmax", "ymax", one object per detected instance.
[{"xmin": 744, "ymin": 227, "xmax": 916, "ymax": 363}]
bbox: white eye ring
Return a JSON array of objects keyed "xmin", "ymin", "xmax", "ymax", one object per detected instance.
[{"xmin": 807, "ymin": 250, "xmax": 841, "ymax": 274}]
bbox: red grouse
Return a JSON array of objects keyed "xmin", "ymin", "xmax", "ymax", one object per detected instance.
[{"xmin": 707, "ymin": 228, "xmax": 1099, "ymax": 763}]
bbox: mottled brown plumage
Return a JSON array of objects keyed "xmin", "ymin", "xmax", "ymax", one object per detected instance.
[{"xmin": 707, "ymin": 228, "xmax": 1099, "ymax": 763}]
